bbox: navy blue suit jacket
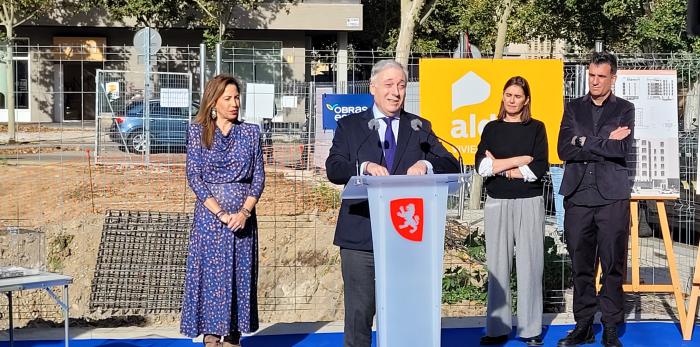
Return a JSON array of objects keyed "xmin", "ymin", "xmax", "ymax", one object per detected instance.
[
  {"xmin": 325, "ymin": 109, "xmax": 460, "ymax": 251},
  {"xmin": 557, "ymin": 94, "xmax": 635, "ymax": 200}
]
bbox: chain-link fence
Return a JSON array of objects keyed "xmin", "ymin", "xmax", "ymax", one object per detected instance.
[{"xmin": 0, "ymin": 48, "xmax": 699, "ymax": 329}]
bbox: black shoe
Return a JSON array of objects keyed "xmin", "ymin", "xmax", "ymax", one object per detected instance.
[
  {"xmin": 557, "ymin": 321, "xmax": 595, "ymax": 346},
  {"xmin": 520, "ymin": 335, "xmax": 544, "ymax": 346},
  {"xmin": 602, "ymin": 325, "xmax": 622, "ymax": 347},
  {"xmin": 480, "ymin": 334, "xmax": 508, "ymax": 345}
]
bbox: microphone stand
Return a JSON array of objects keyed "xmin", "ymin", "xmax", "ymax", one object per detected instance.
[
  {"xmin": 413, "ymin": 121, "xmax": 467, "ymax": 218},
  {"xmin": 354, "ymin": 119, "xmax": 380, "ymax": 185}
]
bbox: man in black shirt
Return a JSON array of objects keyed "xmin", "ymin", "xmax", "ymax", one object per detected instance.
[{"xmin": 557, "ymin": 51, "xmax": 634, "ymax": 347}]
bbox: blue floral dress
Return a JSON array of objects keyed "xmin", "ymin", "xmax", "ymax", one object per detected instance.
[{"xmin": 180, "ymin": 122, "xmax": 265, "ymax": 338}]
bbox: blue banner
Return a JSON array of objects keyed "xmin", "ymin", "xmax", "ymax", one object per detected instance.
[{"xmin": 322, "ymin": 93, "xmax": 374, "ymax": 130}]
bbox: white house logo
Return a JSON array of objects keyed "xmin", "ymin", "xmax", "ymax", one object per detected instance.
[
  {"xmin": 452, "ymin": 71, "xmax": 491, "ymax": 110},
  {"xmin": 450, "ymin": 71, "xmax": 496, "ymax": 139}
]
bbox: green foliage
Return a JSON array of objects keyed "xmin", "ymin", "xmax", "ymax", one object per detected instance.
[
  {"xmin": 634, "ymin": 0, "xmax": 696, "ymax": 52},
  {"xmin": 47, "ymin": 234, "xmax": 74, "ymax": 272},
  {"xmin": 442, "ymin": 229, "xmax": 572, "ymax": 313},
  {"xmin": 87, "ymin": 0, "xmax": 192, "ymax": 27},
  {"xmin": 353, "ymin": 0, "xmax": 507, "ymax": 53},
  {"xmin": 442, "ymin": 266, "xmax": 488, "ymax": 304},
  {"xmin": 0, "ymin": 0, "xmax": 56, "ymax": 38},
  {"xmin": 463, "ymin": 228, "xmax": 486, "ymax": 263},
  {"xmin": 312, "ymin": 182, "xmax": 341, "ymax": 211},
  {"xmin": 442, "ymin": 226, "xmax": 488, "ymax": 305},
  {"xmin": 519, "ymin": 0, "xmax": 700, "ymax": 53},
  {"xmin": 353, "ymin": 0, "xmax": 700, "ymax": 55}
]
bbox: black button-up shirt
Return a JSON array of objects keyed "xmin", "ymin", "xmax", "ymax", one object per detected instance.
[{"xmin": 568, "ymin": 99, "xmax": 616, "ymax": 207}]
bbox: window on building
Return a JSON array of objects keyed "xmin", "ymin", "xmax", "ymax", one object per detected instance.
[
  {"xmin": 660, "ymin": 149, "xmax": 664, "ymax": 154},
  {"xmin": 642, "ymin": 140, "xmax": 647, "ymax": 145},
  {"xmin": 642, "ymin": 171, "xmax": 647, "ymax": 176},
  {"xmin": 642, "ymin": 155, "xmax": 647, "ymax": 160},
  {"xmin": 661, "ymin": 171, "xmax": 665, "ymax": 176},
  {"xmin": 642, "ymin": 163, "xmax": 647, "ymax": 168},
  {"xmin": 226, "ymin": 40, "xmax": 282, "ymax": 85},
  {"xmin": 0, "ymin": 40, "xmax": 30, "ymax": 110},
  {"xmin": 661, "ymin": 164, "xmax": 665, "ymax": 169},
  {"xmin": 660, "ymin": 141, "xmax": 664, "ymax": 147},
  {"xmin": 642, "ymin": 148, "xmax": 647, "ymax": 153}
]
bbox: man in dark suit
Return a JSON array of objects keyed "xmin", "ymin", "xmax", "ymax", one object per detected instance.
[
  {"xmin": 557, "ymin": 51, "xmax": 634, "ymax": 347},
  {"xmin": 325, "ymin": 59, "xmax": 459, "ymax": 347}
]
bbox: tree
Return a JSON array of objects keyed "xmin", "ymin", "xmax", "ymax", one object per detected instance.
[
  {"xmin": 517, "ymin": 0, "xmax": 700, "ymax": 53},
  {"xmin": 356, "ymin": 0, "xmax": 531, "ymax": 57},
  {"xmin": 395, "ymin": 0, "xmax": 428, "ymax": 65},
  {"xmin": 493, "ymin": 0, "xmax": 515, "ymax": 58},
  {"xmin": 0, "ymin": 0, "xmax": 55, "ymax": 142},
  {"xmin": 193, "ymin": 0, "xmax": 261, "ymax": 44},
  {"xmin": 91, "ymin": 0, "xmax": 190, "ymax": 28}
]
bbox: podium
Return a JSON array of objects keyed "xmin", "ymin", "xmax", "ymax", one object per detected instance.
[{"xmin": 342, "ymin": 173, "xmax": 468, "ymax": 347}]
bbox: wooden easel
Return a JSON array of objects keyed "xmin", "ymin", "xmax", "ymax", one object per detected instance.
[
  {"xmin": 595, "ymin": 197, "xmax": 688, "ymax": 336},
  {"xmin": 683, "ymin": 243, "xmax": 700, "ymax": 339}
]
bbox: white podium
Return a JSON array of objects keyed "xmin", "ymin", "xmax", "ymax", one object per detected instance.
[{"xmin": 342, "ymin": 173, "xmax": 468, "ymax": 347}]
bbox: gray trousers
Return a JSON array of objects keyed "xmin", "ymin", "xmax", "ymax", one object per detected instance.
[{"xmin": 484, "ymin": 196, "xmax": 544, "ymax": 338}]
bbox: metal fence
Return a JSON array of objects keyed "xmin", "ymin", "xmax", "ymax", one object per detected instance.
[
  {"xmin": 94, "ymin": 70, "xmax": 193, "ymax": 165},
  {"xmin": 0, "ymin": 48, "xmax": 699, "ymax": 329}
]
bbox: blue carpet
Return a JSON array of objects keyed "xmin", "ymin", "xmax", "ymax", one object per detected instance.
[{"xmin": 3, "ymin": 322, "xmax": 700, "ymax": 346}]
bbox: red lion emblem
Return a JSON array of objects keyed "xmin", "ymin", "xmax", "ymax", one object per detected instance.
[{"xmin": 389, "ymin": 198, "xmax": 424, "ymax": 242}]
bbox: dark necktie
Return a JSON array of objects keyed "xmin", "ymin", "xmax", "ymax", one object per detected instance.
[{"xmin": 382, "ymin": 117, "xmax": 396, "ymax": 171}]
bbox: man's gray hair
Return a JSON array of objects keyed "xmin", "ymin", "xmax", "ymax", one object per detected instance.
[{"xmin": 370, "ymin": 59, "xmax": 408, "ymax": 83}]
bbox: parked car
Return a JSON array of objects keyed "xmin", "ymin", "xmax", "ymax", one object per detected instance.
[{"xmin": 109, "ymin": 99, "xmax": 199, "ymax": 154}]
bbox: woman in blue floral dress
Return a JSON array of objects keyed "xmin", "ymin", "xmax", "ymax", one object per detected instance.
[{"xmin": 180, "ymin": 75, "xmax": 265, "ymax": 347}]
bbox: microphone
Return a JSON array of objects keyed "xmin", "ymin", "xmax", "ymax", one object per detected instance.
[
  {"xmin": 410, "ymin": 118, "xmax": 464, "ymax": 178},
  {"xmin": 355, "ymin": 118, "xmax": 381, "ymax": 179}
]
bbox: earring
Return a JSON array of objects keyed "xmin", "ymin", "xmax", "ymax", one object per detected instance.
[{"xmin": 210, "ymin": 108, "xmax": 217, "ymax": 120}]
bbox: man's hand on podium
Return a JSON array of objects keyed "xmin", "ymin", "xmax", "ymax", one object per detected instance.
[
  {"xmin": 364, "ymin": 162, "xmax": 390, "ymax": 176},
  {"xmin": 407, "ymin": 161, "xmax": 428, "ymax": 175}
]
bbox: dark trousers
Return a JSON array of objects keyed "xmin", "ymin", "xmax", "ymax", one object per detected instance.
[
  {"xmin": 564, "ymin": 199, "xmax": 630, "ymax": 325},
  {"xmin": 340, "ymin": 248, "xmax": 375, "ymax": 347}
]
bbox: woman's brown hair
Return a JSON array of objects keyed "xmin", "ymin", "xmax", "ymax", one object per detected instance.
[
  {"xmin": 497, "ymin": 76, "xmax": 532, "ymax": 123},
  {"xmin": 194, "ymin": 74, "xmax": 242, "ymax": 149}
]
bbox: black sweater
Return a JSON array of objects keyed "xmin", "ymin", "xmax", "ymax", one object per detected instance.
[{"xmin": 475, "ymin": 119, "xmax": 549, "ymax": 199}]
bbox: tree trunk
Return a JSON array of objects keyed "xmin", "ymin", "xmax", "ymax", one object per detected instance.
[
  {"xmin": 395, "ymin": 0, "xmax": 425, "ymax": 67},
  {"xmin": 218, "ymin": 2, "xmax": 230, "ymax": 43},
  {"xmin": 684, "ymin": 80, "xmax": 700, "ymax": 131},
  {"xmin": 5, "ymin": 23, "xmax": 15, "ymax": 143},
  {"xmin": 493, "ymin": 0, "xmax": 513, "ymax": 59}
]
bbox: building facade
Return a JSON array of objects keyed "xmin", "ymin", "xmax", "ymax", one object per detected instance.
[{"xmin": 1, "ymin": 0, "xmax": 363, "ymax": 123}]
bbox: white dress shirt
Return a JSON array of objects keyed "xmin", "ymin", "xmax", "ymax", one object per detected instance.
[
  {"xmin": 477, "ymin": 157, "xmax": 538, "ymax": 182},
  {"xmin": 360, "ymin": 105, "xmax": 433, "ymax": 175}
]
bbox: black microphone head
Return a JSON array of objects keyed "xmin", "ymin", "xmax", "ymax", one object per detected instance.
[
  {"xmin": 410, "ymin": 118, "xmax": 423, "ymax": 131},
  {"xmin": 368, "ymin": 118, "xmax": 380, "ymax": 131}
]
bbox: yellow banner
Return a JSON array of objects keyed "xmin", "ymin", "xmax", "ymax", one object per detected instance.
[{"xmin": 419, "ymin": 59, "xmax": 564, "ymax": 164}]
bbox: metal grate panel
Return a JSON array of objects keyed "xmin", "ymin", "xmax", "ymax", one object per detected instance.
[{"xmin": 90, "ymin": 210, "xmax": 191, "ymax": 313}]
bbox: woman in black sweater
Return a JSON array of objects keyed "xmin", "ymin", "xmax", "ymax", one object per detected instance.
[{"xmin": 474, "ymin": 76, "xmax": 549, "ymax": 346}]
